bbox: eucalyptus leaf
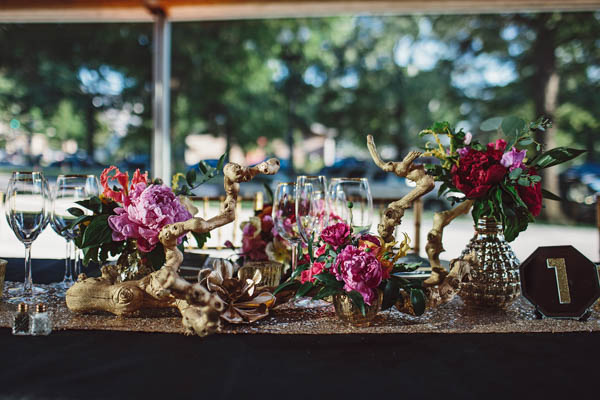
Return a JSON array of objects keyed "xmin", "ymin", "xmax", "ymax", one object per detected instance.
[
  {"xmin": 480, "ymin": 117, "xmax": 503, "ymax": 132},
  {"xmin": 508, "ymin": 168, "xmax": 522, "ymax": 180},
  {"xmin": 501, "ymin": 116, "xmax": 526, "ymax": 138}
]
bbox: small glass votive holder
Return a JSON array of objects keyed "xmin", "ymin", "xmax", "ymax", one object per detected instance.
[{"xmin": 237, "ymin": 261, "xmax": 283, "ymax": 288}]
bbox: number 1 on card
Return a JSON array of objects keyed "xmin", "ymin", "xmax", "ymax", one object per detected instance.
[{"xmin": 546, "ymin": 258, "xmax": 571, "ymax": 304}]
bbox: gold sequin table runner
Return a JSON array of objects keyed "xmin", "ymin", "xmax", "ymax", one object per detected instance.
[{"xmin": 1, "ymin": 282, "xmax": 599, "ymax": 335}]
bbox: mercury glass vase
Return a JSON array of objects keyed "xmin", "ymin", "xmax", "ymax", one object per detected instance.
[
  {"xmin": 237, "ymin": 261, "xmax": 283, "ymax": 287},
  {"xmin": 458, "ymin": 217, "xmax": 520, "ymax": 309},
  {"xmin": 333, "ymin": 291, "xmax": 381, "ymax": 327}
]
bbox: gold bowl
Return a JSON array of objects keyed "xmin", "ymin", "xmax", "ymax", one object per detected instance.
[
  {"xmin": 237, "ymin": 261, "xmax": 283, "ymax": 288},
  {"xmin": 333, "ymin": 290, "xmax": 381, "ymax": 327}
]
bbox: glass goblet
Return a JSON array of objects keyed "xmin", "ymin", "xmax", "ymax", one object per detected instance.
[
  {"xmin": 328, "ymin": 177, "xmax": 373, "ymax": 235},
  {"xmin": 272, "ymin": 182, "xmax": 301, "ymax": 274},
  {"xmin": 5, "ymin": 171, "xmax": 49, "ymax": 303},
  {"xmin": 50, "ymin": 174, "xmax": 100, "ymax": 293}
]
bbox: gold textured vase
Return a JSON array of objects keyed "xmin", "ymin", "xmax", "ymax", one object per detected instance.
[
  {"xmin": 333, "ymin": 291, "xmax": 381, "ymax": 327},
  {"xmin": 458, "ymin": 217, "xmax": 520, "ymax": 309}
]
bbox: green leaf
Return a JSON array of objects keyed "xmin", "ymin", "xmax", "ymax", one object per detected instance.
[
  {"xmin": 542, "ymin": 189, "xmax": 562, "ymax": 201},
  {"xmin": 529, "ymin": 175, "xmax": 541, "ymax": 183},
  {"xmin": 290, "ymin": 263, "xmax": 309, "ymax": 280},
  {"xmin": 347, "ymin": 290, "xmax": 367, "ymax": 317},
  {"xmin": 191, "ymin": 231, "xmax": 210, "ymax": 248},
  {"xmin": 517, "ymin": 177, "xmax": 530, "ymax": 186},
  {"xmin": 82, "ymin": 246, "xmax": 98, "ymax": 266},
  {"xmin": 81, "ymin": 215, "xmax": 112, "ymax": 248},
  {"xmin": 273, "ymin": 279, "xmax": 300, "ymax": 295},
  {"xmin": 144, "ymin": 245, "xmax": 166, "ymax": 270},
  {"xmin": 198, "ymin": 161, "xmax": 208, "ymax": 175},
  {"xmin": 186, "ymin": 169, "xmax": 197, "ymax": 186},
  {"xmin": 501, "ymin": 116, "xmax": 526, "ymax": 138},
  {"xmin": 67, "ymin": 207, "xmax": 84, "ymax": 217},
  {"xmin": 518, "ymin": 138, "xmax": 533, "ymax": 146},
  {"xmin": 381, "ymin": 279, "xmax": 400, "ymax": 311},
  {"xmin": 508, "ymin": 168, "xmax": 522, "ymax": 180},
  {"xmin": 313, "ymin": 286, "xmax": 341, "ymax": 300},
  {"xmin": 480, "ymin": 117, "xmax": 503, "ymax": 132},
  {"xmin": 530, "ymin": 147, "xmax": 586, "ymax": 169},
  {"xmin": 217, "ymin": 152, "xmax": 227, "ymax": 170},
  {"xmin": 295, "ymin": 281, "xmax": 315, "ymax": 298},
  {"xmin": 410, "ymin": 288, "xmax": 426, "ymax": 316},
  {"xmin": 313, "ymin": 273, "xmax": 343, "ymax": 288}
]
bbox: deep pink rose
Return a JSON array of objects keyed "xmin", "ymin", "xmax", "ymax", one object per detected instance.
[
  {"xmin": 452, "ymin": 146, "xmax": 508, "ymax": 199},
  {"xmin": 108, "ymin": 184, "xmax": 193, "ymax": 253},
  {"xmin": 333, "ymin": 245, "xmax": 383, "ymax": 305},
  {"xmin": 321, "ymin": 222, "xmax": 351, "ymax": 248},
  {"xmin": 300, "ymin": 262, "xmax": 325, "ymax": 284}
]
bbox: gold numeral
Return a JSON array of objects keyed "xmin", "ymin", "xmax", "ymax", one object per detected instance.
[{"xmin": 546, "ymin": 258, "xmax": 571, "ymax": 304}]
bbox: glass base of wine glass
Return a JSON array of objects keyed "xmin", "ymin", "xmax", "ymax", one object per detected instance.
[
  {"xmin": 6, "ymin": 285, "xmax": 48, "ymax": 304},
  {"xmin": 49, "ymin": 280, "xmax": 73, "ymax": 297},
  {"xmin": 293, "ymin": 297, "xmax": 331, "ymax": 308}
]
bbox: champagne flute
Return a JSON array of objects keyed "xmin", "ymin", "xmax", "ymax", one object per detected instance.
[
  {"xmin": 50, "ymin": 174, "xmax": 100, "ymax": 293},
  {"xmin": 5, "ymin": 171, "xmax": 49, "ymax": 303},
  {"xmin": 272, "ymin": 182, "xmax": 301, "ymax": 274},
  {"xmin": 328, "ymin": 177, "xmax": 373, "ymax": 235}
]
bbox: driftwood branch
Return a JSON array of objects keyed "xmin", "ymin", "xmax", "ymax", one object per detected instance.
[{"xmin": 66, "ymin": 158, "xmax": 281, "ymax": 336}]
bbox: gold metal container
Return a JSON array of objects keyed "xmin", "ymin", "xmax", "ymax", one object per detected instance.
[
  {"xmin": 237, "ymin": 261, "xmax": 283, "ymax": 288},
  {"xmin": 0, "ymin": 259, "xmax": 6, "ymax": 297},
  {"xmin": 333, "ymin": 291, "xmax": 381, "ymax": 327},
  {"xmin": 458, "ymin": 217, "xmax": 520, "ymax": 309}
]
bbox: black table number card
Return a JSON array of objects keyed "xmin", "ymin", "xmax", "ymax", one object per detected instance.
[{"xmin": 520, "ymin": 245, "xmax": 600, "ymax": 320}]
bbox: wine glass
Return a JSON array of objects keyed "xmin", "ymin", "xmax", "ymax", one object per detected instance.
[
  {"xmin": 296, "ymin": 175, "xmax": 329, "ymax": 245},
  {"xmin": 4, "ymin": 171, "xmax": 49, "ymax": 303},
  {"xmin": 328, "ymin": 177, "xmax": 373, "ymax": 235},
  {"xmin": 272, "ymin": 182, "xmax": 301, "ymax": 274},
  {"xmin": 50, "ymin": 174, "xmax": 100, "ymax": 294},
  {"xmin": 295, "ymin": 175, "xmax": 330, "ymax": 308}
]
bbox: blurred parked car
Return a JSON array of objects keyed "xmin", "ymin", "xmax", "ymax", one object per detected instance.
[
  {"xmin": 48, "ymin": 155, "xmax": 105, "ymax": 170},
  {"xmin": 559, "ymin": 163, "xmax": 600, "ymax": 223}
]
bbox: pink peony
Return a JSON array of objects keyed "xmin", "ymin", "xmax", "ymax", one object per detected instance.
[
  {"xmin": 108, "ymin": 183, "xmax": 193, "ymax": 253},
  {"xmin": 321, "ymin": 222, "xmax": 351, "ymax": 248},
  {"xmin": 333, "ymin": 245, "xmax": 384, "ymax": 305}
]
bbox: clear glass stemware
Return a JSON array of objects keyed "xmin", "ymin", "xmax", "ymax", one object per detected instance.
[
  {"xmin": 328, "ymin": 177, "xmax": 373, "ymax": 235},
  {"xmin": 4, "ymin": 171, "xmax": 49, "ymax": 303},
  {"xmin": 296, "ymin": 175, "xmax": 329, "ymax": 244},
  {"xmin": 272, "ymin": 182, "xmax": 301, "ymax": 274},
  {"xmin": 50, "ymin": 174, "xmax": 100, "ymax": 294}
]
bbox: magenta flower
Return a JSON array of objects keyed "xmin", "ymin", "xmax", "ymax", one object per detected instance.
[
  {"xmin": 501, "ymin": 147, "xmax": 527, "ymax": 171},
  {"xmin": 321, "ymin": 222, "xmax": 351, "ymax": 248},
  {"xmin": 108, "ymin": 183, "xmax": 193, "ymax": 253},
  {"xmin": 333, "ymin": 245, "xmax": 383, "ymax": 305},
  {"xmin": 457, "ymin": 147, "xmax": 470, "ymax": 157}
]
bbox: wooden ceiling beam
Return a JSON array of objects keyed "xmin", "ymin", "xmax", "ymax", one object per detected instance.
[{"xmin": 0, "ymin": 0, "xmax": 598, "ymax": 23}]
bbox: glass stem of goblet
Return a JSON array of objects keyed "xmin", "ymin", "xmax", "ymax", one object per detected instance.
[
  {"xmin": 23, "ymin": 243, "xmax": 33, "ymax": 298},
  {"xmin": 73, "ymin": 247, "xmax": 81, "ymax": 280},
  {"xmin": 63, "ymin": 239, "xmax": 73, "ymax": 284},
  {"xmin": 291, "ymin": 241, "xmax": 299, "ymax": 272}
]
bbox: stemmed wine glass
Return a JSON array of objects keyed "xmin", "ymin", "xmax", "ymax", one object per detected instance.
[
  {"xmin": 272, "ymin": 182, "xmax": 301, "ymax": 274},
  {"xmin": 295, "ymin": 175, "xmax": 330, "ymax": 307},
  {"xmin": 296, "ymin": 175, "xmax": 329, "ymax": 247},
  {"xmin": 328, "ymin": 177, "xmax": 373, "ymax": 235},
  {"xmin": 50, "ymin": 174, "xmax": 100, "ymax": 294},
  {"xmin": 4, "ymin": 171, "xmax": 49, "ymax": 303}
]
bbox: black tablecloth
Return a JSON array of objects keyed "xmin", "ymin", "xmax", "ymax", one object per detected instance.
[
  {"xmin": 2, "ymin": 260, "xmax": 598, "ymax": 399},
  {"xmin": 0, "ymin": 330, "xmax": 598, "ymax": 399}
]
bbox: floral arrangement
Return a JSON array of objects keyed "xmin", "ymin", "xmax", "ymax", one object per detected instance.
[
  {"xmin": 420, "ymin": 116, "xmax": 585, "ymax": 241},
  {"xmin": 274, "ymin": 222, "xmax": 426, "ymax": 316},
  {"xmin": 68, "ymin": 156, "xmax": 225, "ymax": 274}
]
